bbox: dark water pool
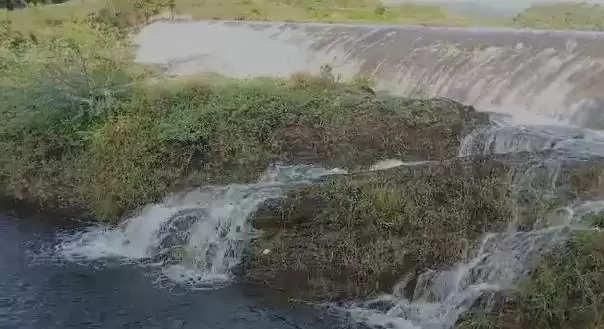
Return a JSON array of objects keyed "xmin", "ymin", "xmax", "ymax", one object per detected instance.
[{"xmin": 0, "ymin": 213, "xmax": 350, "ymax": 329}]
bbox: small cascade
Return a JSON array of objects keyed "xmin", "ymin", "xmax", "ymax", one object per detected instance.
[
  {"xmin": 459, "ymin": 114, "xmax": 604, "ymax": 158},
  {"xmin": 340, "ymin": 212, "xmax": 590, "ymax": 329},
  {"xmin": 56, "ymin": 165, "xmax": 344, "ymax": 287},
  {"xmin": 458, "ymin": 125, "xmax": 559, "ymax": 156}
]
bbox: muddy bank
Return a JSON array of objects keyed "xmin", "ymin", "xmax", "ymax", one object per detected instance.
[{"xmin": 246, "ymin": 152, "xmax": 604, "ymax": 301}]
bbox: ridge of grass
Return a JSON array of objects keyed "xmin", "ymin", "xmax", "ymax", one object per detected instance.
[{"xmin": 514, "ymin": 2, "xmax": 604, "ymax": 31}]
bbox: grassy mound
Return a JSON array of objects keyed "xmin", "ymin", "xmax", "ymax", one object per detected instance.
[
  {"xmin": 247, "ymin": 154, "xmax": 604, "ymax": 301},
  {"xmin": 0, "ymin": 54, "xmax": 484, "ymax": 220},
  {"xmin": 248, "ymin": 159, "xmax": 513, "ymax": 300}
]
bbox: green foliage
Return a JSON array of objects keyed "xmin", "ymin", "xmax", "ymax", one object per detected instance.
[
  {"xmin": 583, "ymin": 211, "xmax": 604, "ymax": 229},
  {"xmin": 514, "ymin": 2, "xmax": 604, "ymax": 31},
  {"xmin": 0, "ymin": 5, "xmax": 149, "ymax": 218},
  {"xmin": 463, "ymin": 229, "xmax": 604, "ymax": 329},
  {"xmin": 456, "ymin": 311, "xmax": 498, "ymax": 329},
  {"xmin": 2, "ymin": 61, "xmax": 475, "ymax": 220}
]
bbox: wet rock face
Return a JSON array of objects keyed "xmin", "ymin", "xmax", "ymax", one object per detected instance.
[
  {"xmin": 246, "ymin": 154, "xmax": 604, "ymax": 301},
  {"xmin": 152, "ymin": 208, "xmax": 208, "ymax": 265}
]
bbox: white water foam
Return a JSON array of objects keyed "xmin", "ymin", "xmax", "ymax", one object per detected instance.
[
  {"xmin": 459, "ymin": 112, "xmax": 604, "ymax": 157},
  {"xmin": 56, "ymin": 165, "xmax": 345, "ymax": 288},
  {"xmin": 369, "ymin": 160, "xmax": 436, "ymax": 171},
  {"xmin": 338, "ymin": 200, "xmax": 603, "ymax": 329}
]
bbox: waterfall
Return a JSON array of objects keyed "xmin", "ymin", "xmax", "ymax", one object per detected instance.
[
  {"xmin": 458, "ymin": 113, "xmax": 604, "ymax": 157},
  {"xmin": 56, "ymin": 165, "xmax": 344, "ymax": 288}
]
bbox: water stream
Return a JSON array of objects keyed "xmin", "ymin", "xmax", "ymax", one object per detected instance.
[{"xmin": 54, "ymin": 165, "xmax": 345, "ymax": 289}]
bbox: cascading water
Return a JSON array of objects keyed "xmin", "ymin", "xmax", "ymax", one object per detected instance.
[
  {"xmin": 55, "ymin": 165, "xmax": 345, "ymax": 288},
  {"xmin": 336, "ymin": 196, "xmax": 604, "ymax": 329},
  {"xmin": 337, "ymin": 119, "xmax": 604, "ymax": 329},
  {"xmin": 458, "ymin": 113, "xmax": 604, "ymax": 158},
  {"xmin": 339, "ymin": 227, "xmax": 571, "ymax": 329}
]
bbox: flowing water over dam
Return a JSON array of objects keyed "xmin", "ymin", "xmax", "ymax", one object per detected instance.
[
  {"xmin": 136, "ymin": 20, "xmax": 604, "ymax": 128},
  {"xmin": 3, "ymin": 21, "xmax": 604, "ymax": 329}
]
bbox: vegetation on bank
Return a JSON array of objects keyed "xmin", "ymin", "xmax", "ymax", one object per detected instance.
[
  {"xmin": 1, "ymin": 13, "xmax": 483, "ymax": 221},
  {"xmin": 3, "ymin": 0, "xmax": 604, "ymax": 32},
  {"xmin": 458, "ymin": 226, "xmax": 604, "ymax": 329},
  {"xmin": 514, "ymin": 2, "xmax": 604, "ymax": 31},
  {"xmin": 1, "ymin": 0, "xmax": 494, "ymax": 28},
  {"xmin": 248, "ymin": 151, "xmax": 604, "ymax": 301},
  {"xmin": 249, "ymin": 160, "xmax": 514, "ymax": 300},
  {"xmin": 1, "ymin": 0, "xmax": 485, "ymax": 221}
]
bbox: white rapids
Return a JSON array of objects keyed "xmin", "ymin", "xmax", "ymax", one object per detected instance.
[{"xmin": 55, "ymin": 165, "xmax": 345, "ymax": 288}]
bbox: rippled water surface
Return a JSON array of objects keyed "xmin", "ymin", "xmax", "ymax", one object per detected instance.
[{"xmin": 0, "ymin": 214, "xmax": 344, "ymax": 329}]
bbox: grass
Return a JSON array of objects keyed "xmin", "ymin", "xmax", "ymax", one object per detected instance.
[
  {"xmin": 514, "ymin": 2, "xmax": 604, "ymax": 31},
  {"xmin": 0, "ymin": 37, "xmax": 482, "ymax": 221},
  {"xmin": 1, "ymin": 0, "xmax": 504, "ymax": 30},
  {"xmin": 171, "ymin": 0, "xmax": 496, "ymax": 26},
  {"xmin": 248, "ymin": 160, "xmax": 514, "ymax": 300},
  {"xmin": 1, "ymin": 2, "xmax": 489, "ymax": 222},
  {"xmin": 4, "ymin": 0, "xmax": 604, "ymax": 34}
]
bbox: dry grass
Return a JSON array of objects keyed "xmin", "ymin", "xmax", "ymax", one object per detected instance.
[{"xmin": 248, "ymin": 160, "xmax": 513, "ymax": 300}]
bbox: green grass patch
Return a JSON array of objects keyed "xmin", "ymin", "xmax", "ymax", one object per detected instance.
[
  {"xmin": 1, "ymin": 7, "xmax": 485, "ymax": 221},
  {"xmin": 514, "ymin": 2, "xmax": 604, "ymax": 31},
  {"xmin": 1, "ymin": 0, "xmax": 504, "ymax": 29}
]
